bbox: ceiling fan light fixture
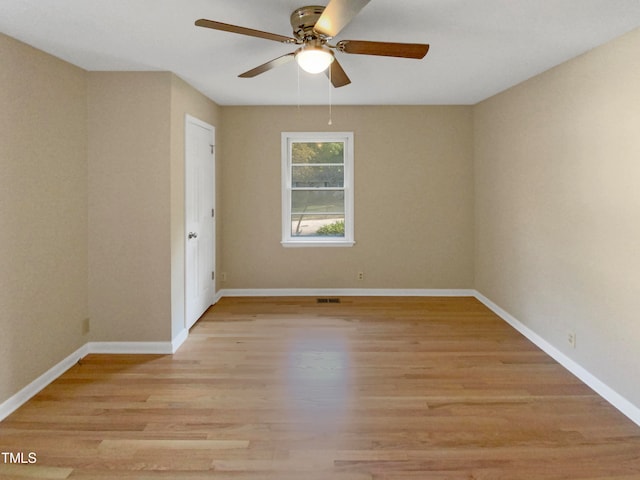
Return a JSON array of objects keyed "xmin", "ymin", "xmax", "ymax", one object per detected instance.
[{"xmin": 295, "ymin": 45, "xmax": 334, "ymax": 74}]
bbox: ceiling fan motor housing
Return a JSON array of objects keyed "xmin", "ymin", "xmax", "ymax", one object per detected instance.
[{"xmin": 290, "ymin": 6, "xmax": 326, "ymax": 41}]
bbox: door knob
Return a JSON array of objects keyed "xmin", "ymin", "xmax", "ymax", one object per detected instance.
[{"xmin": 188, "ymin": 232, "xmax": 198, "ymax": 239}]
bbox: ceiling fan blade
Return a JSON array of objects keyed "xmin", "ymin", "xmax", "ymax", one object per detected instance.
[
  {"xmin": 338, "ymin": 40, "xmax": 429, "ymax": 59},
  {"xmin": 195, "ymin": 19, "xmax": 295, "ymax": 44},
  {"xmin": 314, "ymin": 0, "xmax": 371, "ymax": 38},
  {"xmin": 325, "ymin": 58, "xmax": 351, "ymax": 88},
  {"xmin": 238, "ymin": 53, "xmax": 296, "ymax": 78}
]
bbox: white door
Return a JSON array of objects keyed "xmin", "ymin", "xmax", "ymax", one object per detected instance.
[{"xmin": 185, "ymin": 115, "xmax": 215, "ymax": 329}]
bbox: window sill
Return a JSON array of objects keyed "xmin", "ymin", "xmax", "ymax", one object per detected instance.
[{"xmin": 281, "ymin": 240, "xmax": 356, "ymax": 248}]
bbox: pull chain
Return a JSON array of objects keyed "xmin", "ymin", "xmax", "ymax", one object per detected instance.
[
  {"xmin": 297, "ymin": 63, "xmax": 301, "ymax": 114},
  {"xmin": 328, "ymin": 64, "xmax": 333, "ymax": 126}
]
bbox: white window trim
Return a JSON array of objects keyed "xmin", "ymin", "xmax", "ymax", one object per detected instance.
[{"xmin": 281, "ymin": 132, "xmax": 355, "ymax": 247}]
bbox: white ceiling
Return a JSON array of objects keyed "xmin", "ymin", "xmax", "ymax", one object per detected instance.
[{"xmin": 2, "ymin": 0, "xmax": 640, "ymax": 105}]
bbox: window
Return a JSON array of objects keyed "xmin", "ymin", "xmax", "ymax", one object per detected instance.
[{"xmin": 281, "ymin": 132, "xmax": 354, "ymax": 247}]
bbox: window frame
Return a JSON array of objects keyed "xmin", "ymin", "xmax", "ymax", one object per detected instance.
[{"xmin": 281, "ymin": 131, "xmax": 355, "ymax": 247}]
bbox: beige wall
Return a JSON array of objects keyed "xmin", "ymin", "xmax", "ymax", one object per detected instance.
[
  {"xmin": 169, "ymin": 75, "xmax": 221, "ymax": 339},
  {"xmin": 0, "ymin": 34, "xmax": 88, "ymax": 401},
  {"xmin": 0, "ymin": 36, "xmax": 222, "ymax": 406},
  {"xmin": 474, "ymin": 28, "xmax": 640, "ymax": 406},
  {"xmin": 220, "ymin": 106, "xmax": 474, "ymax": 289},
  {"xmin": 87, "ymin": 72, "xmax": 173, "ymax": 342},
  {"xmin": 88, "ymin": 72, "xmax": 221, "ymax": 344}
]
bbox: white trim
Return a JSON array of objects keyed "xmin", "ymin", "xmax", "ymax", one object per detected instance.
[
  {"xmin": 281, "ymin": 132, "xmax": 355, "ymax": 246},
  {"xmin": 214, "ymin": 289, "xmax": 224, "ymax": 304},
  {"xmin": 474, "ymin": 291, "xmax": 640, "ymax": 427},
  {"xmin": 171, "ymin": 329, "xmax": 189, "ymax": 353},
  {"xmin": 0, "ymin": 343, "xmax": 89, "ymax": 421},
  {"xmin": 87, "ymin": 341, "xmax": 174, "ymax": 355},
  {"xmin": 0, "ymin": 340, "xmax": 180, "ymax": 421},
  {"xmin": 281, "ymin": 240, "xmax": 355, "ymax": 248},
  {"xmin": 184, "ymin": 114, "xmax": 213, "ymax": 132},
  {"xmin": 219, "ymin": 288, "xmax": 476, "ymax": 297}
]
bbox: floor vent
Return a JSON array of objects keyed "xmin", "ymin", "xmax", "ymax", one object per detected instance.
[{"xmin": 317, "ymin": 298, "xmax": 341, "ymax": 304}]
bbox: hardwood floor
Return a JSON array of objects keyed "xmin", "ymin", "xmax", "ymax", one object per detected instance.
[{"xmin": 1, "ymin": 296, "xmax": 639, "ymax": 479}]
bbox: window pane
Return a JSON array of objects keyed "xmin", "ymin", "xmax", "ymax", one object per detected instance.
[
  {"xmin": 291, "ymin": 214, "xmax": 345, "ymax": 237},
  {"xmin": 292, "ymin": 190, "xmax": 345, "ymax": 214},
  {"xmin": 292, "ymin": 142, "xmax": 344, "ymax": 164},
  {"xmin": 292, "ymin": 165, "xmax": 344, "ymax": 188},
  {"xmin": 282, "ymin": 132, "xmax": 353, "ymax": 246}
]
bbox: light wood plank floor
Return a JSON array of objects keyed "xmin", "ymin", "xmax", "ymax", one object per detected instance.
[{"xmin": 1, "ymin": 297, "xmax": 639, "ymax": 479}]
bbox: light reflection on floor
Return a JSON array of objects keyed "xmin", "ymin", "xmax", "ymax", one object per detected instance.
[{"xmin": 285, "ymin": 333, "xmax": 351, "ymax": 426}]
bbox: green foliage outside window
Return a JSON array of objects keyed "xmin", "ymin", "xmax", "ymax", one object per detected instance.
[
  {"xmin": 316, "ymin": 220, "xmax": 345, "ymax": 236},
  {"xmin": 292, "ymin": 142, "xmax": 344, "ymax": 164}
]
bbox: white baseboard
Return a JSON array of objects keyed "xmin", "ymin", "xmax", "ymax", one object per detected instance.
[
  {"xmin": 87, "ymin": 341, "xmax": 174, "ymax": 355},
  {"xmin": 0, "ymin": 343, "xmax": 89, "ymax": 421},
  {"xmin": 219, "ymin": 288, "xmax": 476, "ymax": 297},
  {"xmin": 474, "ymin": 291, "xmax": 640, "ymax": 427},
  {"xmin": 171, "ymin": 329, "xmax": 189, "ymax": 353},
  {"xmin": 0, "ymin": 340, "xmax": 174, "ymax": 421},
  {"xmin": 214, "ymin": 289, "xmax": 224, "ymax": 304}
]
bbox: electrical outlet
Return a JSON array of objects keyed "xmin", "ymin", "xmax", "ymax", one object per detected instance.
[
  {"xmin": 357, "ymin": 272, "xmax": 364, "ymax": 281},
  {"xmin": 567, "ymin": 331, "xmax": 576, "ymax": 348},
  {"xmin": 221, "ymin": 272, "xmax": 227, "ymax": 282},
  {"xmin": 82, "ymin": 317, "xmax": 90, "ymax": 335}
]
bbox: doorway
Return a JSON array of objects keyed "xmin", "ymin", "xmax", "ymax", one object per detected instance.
[{"xmin": 185, "ymin": 115, "xmax": 215, "ymax": 330}]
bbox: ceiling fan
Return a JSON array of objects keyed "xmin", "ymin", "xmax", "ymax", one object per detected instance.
[{"xmin": 195, "ymin": 0, "xmax": 429, "ymax": 87}]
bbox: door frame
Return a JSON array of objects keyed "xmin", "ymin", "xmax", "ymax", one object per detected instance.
[{"xmin": 184, "ymin": 114, "xmax": 215, "ymax": 330}]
